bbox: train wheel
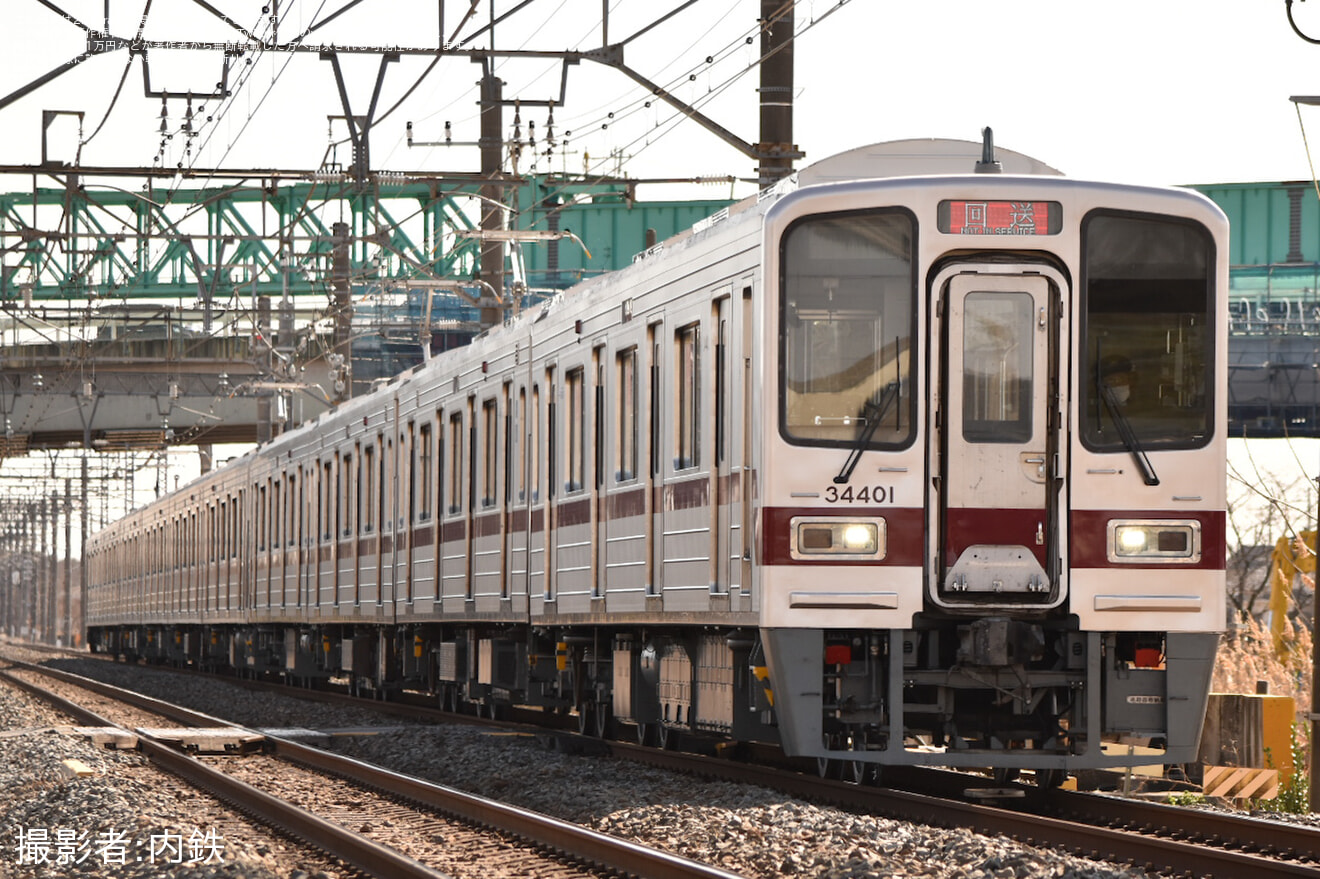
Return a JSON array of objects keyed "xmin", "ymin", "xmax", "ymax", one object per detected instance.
[
  {"xmin": 576, "ymin": 704, "xmax": 592, "ymax": 736},
  {"xmin": 816, "ymin": 757, "xmax": 834, "ymax": 779},
  {"xmin": 656, "ymin": 723, "xmax": 674, "ymax": 751},
  {"xmin": 594, "ymin": 706, "xmax": 610, "ymax": 739},
  {"xmin": 845, "ymin": 732, "xmax": 870, "ymax": 784},
  {"xmin": 1035, "ymin": 768, "xmax": 1065, "ymax": 789},
  {"xmin": 636, "ymin": 722, "xmax": 652, "ymax": 747},
  {"xmin": 993, "ymin": 766, "xmax": 1021, "ymax": 786}
]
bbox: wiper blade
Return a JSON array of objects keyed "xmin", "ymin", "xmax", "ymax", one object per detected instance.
[
  {"xmin": 1099, "ymin": 384, "xmax": 1159, "ymax": 486},
  {"xmin": 834, "ymin": 382, "xmax": 900, "ymax": 485}
]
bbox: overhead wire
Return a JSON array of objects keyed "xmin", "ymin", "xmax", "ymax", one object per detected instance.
[
  {"xmin": 523, "ymin": 0, "xmax": 843, "ymax": 231},
  {"xmin": 16, "ymin": 0, "xmax": 844, "ymax": 464}
]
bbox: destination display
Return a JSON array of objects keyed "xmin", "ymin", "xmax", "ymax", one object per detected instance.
[{"xmin": 938, "ymin": 200, "xmax": 1062, "ymax": 235}]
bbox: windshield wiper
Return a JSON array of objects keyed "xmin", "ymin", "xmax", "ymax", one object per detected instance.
[
  {"xmin": 834, "ymin": 382, "xmax": 900, "ymax": 485},
  {"xmin": 1099, "ymin": 383, "xmax": 1159, "ymax": 486}
]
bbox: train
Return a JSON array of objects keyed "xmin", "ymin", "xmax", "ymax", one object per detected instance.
[{"xmin": 86, "ymin": 135, "xmax": 1228, "ymax": 784}]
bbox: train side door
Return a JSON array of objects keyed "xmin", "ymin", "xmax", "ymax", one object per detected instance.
[{"xmin": 935, "ymin": 269, "xmax": 1064, "ymax": 608}]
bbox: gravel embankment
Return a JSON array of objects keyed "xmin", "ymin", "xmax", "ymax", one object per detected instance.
[
  {"xmin": 1, "ymin": 654, "xmax": 1161, "ymax": 879},
  {"xmin": 0, "ymin": 669, "xmax": 349, "ymax": 879}
]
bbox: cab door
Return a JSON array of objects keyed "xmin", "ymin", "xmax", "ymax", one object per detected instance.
[{"xmin": 935, "ymin": 269, "xmax": 1064, "ymax": 609}]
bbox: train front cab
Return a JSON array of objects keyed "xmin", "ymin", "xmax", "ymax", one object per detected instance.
[{"xmin": 757, "ymin": 178, "xmax": 1227, "ymax": 777}]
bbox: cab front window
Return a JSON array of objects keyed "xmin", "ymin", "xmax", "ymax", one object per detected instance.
[
  {"xmin": 1081, "ymin": 212, "xmax": 1214, "ymax": 451},
  {"xmin": 780, "ymin": 210, "xmax": 915, "ymax": 448}
]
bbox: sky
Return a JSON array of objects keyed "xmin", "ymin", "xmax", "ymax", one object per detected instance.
[
  {"xmin": 3, "ymin": 0, "xmax": 1320, "ymax": 193},
  {"xmin": 3, "ymin": 0, "xmax": 1320, "ymax": 531}
]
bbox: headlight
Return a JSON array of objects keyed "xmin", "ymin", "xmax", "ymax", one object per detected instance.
[
  {"xmin": 790, "ymin": 517, "xmax": 886, "ymax": 560},
  {"xmin": 1106, "ymin": 520, "xmax": 1201, "ymax": 564}
]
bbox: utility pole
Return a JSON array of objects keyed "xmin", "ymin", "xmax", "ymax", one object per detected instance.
[
  {"xmin": 63, "ymin": 478, "xmax": 72, "ymax": 646},
  {"xmin": 478, "ymin": 65, "xmax": 506, "ymax": 329},
  {"xmin": 756, "ymin": 0, "xmax": 799, "ymax": 186},
  {"xmin": 256, "ymin": 295, "xmax": 273, "ymax": 444},
  {"xmin": 44, "ymin": 493, "xmax": 54, "ymax": 644},
  {"xmin": 331, "ymin": 222, "xmax": 353, "ymax": 402},
  {"xmin": 79, "ymin": 449, "xmax": 89, "ymax": 648}
]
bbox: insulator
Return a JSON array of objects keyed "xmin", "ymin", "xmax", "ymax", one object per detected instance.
[
  {"xmin": 444, "ymin": 121, "xmax": 452, "ymax": 144},
  {"xmin": 527, "ymin": 119, "xmax": 535, "ymax": 147}
]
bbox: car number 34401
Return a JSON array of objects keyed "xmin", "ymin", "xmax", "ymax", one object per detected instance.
[{"xmin": 822, "ymin": 485, "xmax": 893, "ymax": 504}]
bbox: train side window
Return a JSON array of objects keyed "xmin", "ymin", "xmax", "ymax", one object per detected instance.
[
  {"xmin": 779, "ymin": 209, "xmax": 915, "ymax": 449},
  {"xmin": 313, "ymin": 461, "xmax": 323, "ymax": 541},
  {"xmin": 257, "ymin": 484, "xmax": 268, "ymax": 551},
  {"xmin": 1080, "ymin": 212, "xmax": 1214, "ymax": 451},
  {"xmin": 341, "ymin": 451, "xmax": 353, "ymax": 537},
  {"xmin": 323, "ymin": 460, "xmax": 333, "ymax": 539},
  {"xmin": 449, "ymin": 412, "xmax": 464, "ymax": 514},
  {"xmin": 353, "ymin": 446, "xmax": 363, "ymax": 536},
  {"xmin": 617, "ymin": 347, "xmax": 638, "ymax": 481},
  {"xmin": 288, "ymin": 471, "xmax": 298, "ymax": 547},
  {"xmin": 363, "ymin": 446, "xmax": 375, "ymax": 533},
  {"xmin": 567, "ymin": 367, "xmax": 585, "ymax": 492},
  {"xmin": 272, "ymin": 480, "xmax": 282, "ymax": 550},
  {"xmin": 676, "ymin": 323, "xmax": 700, "ymax": 470},
  {"xmin": 482, "ymin": 398, "xmax": 498, "ymax": 507},
  {"xmin": 419, "ymin": 423, "xmax": 433, "ymax": 521}
]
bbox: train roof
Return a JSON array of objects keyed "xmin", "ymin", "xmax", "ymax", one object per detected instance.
[{"xmin": 798, "ymin": 139, "xmax": 1064, "ymax": 183}]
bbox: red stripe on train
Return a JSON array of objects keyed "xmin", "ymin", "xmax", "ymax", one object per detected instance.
[
  {"xmin": 1069, "ymin": 509, "xmax": 1225, "ymax": 570},
  {"xmin": 760, "ymin": 506, "xmax": 925, "ymax": 567}
]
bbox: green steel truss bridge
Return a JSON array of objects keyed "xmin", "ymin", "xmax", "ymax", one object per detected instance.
[{"xmin": 0, "ymin": 173, "xmax": 651, "ymax": 304}]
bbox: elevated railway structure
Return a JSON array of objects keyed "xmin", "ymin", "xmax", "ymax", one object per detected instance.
[{"xmin": 1192, "ymin": 181, "xmax": 1320, "ymax": 437}]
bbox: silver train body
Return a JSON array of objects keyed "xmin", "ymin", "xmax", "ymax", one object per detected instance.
[{"xmin": 87, "ymin": 142, "xmax": 1228, "ymax": 775}]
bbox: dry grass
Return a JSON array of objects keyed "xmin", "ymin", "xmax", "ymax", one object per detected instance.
[{"xmin": 1212, "ymin": 613, "xmax": 1312, "ymax": 718}]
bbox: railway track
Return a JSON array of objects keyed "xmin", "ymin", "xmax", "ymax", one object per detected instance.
[
  {"xmin": 12, "ymin": 646, "xmax": 1320, "ymax": 877},
  {"xmin": 605, "ymin": 741, "xmax": 1320, "ymax": 877},
  {"xmin": 1, "ymin": 659, "xmax": 744, "ymax": 879}
]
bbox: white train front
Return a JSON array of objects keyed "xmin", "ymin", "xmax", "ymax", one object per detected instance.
[{"xmin": 86, "ymin": 140, "xmax": 1228, "ymax": 782}]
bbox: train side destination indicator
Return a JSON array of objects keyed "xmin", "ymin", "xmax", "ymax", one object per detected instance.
[{"xmin": 938, "ymin": 200, "xmax": 1062, "ymax": 235}]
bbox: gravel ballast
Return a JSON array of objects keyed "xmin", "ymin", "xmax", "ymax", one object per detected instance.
[{"xmin": 0, "ymin": 655, "xmax": 1167, "ymax": 879}]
